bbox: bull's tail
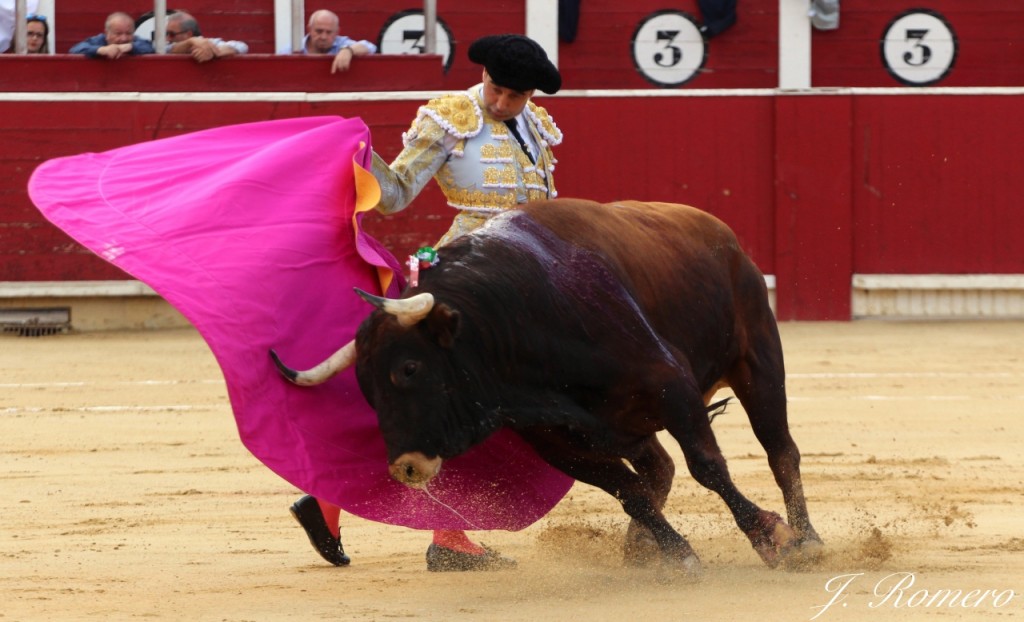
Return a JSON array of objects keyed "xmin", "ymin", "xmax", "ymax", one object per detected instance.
[{"xmin": 707, "ymin": 397, "xmax": 732, "ymax": 425}]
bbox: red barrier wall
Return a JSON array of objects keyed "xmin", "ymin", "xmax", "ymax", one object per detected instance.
[
  {"xmin": 0, "ymin": 54, "xmax": 444, "ymax": 92},
  {"xmin": 4, "ymin": 83, "xmax": 1023, "ymax": 320},
  {"xmin": 851, "ymin": 95, "xmax": 1024, "ymax": 274},
  {"xmin": 773, "ymin": 95, "xmax": 854, "ymax": 321}
]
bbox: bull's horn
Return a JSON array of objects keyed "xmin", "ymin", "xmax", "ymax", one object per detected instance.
[
  {"xmin": 269, "ymin": 340, "xmax": 355, "ymax": 386},
  {"xmin": 355, "ymin": 288, "xmax": 434, "ymax": 327}
]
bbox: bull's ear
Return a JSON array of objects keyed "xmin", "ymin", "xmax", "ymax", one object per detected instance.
[{"xmin": 428, "ymin": 303, "xmax": 461, "ymax": 349}]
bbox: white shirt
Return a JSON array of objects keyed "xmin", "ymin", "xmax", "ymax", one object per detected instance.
[{"xmin": 507, "ymin": 114, "xmax": 540, "ymax": 162}]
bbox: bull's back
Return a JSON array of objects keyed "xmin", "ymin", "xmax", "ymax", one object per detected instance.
[
  {"xmin": 518, "ymin": 199, "xmax": 771, "ymax": 369},
  {"xmin": 521, "ymin": 198, "xmax": 753, "ymax": 296}
]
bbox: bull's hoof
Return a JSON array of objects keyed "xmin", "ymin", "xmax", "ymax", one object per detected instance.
[
  {"xmin": 657, "ymin": 553, "xmax": 703, "ymax": 583},
  {"xmin": 780, "ymin": 536, "xmax": 825, "ymax": 571},
  {"xmin": 746, "ymin": 511, "xmax": 799, "ymax": 568},
  {"xmin": 623, "ymin": 521, "xmax": 660, "ymax": 566},
  {"xmin": 425, "ymin": 544, "xmax": 517, "ymax": 572}
]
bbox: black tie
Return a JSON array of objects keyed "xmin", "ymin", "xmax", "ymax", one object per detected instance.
[{"xmin": 504, "ymin": 119, "xmax": 535, "ymax": 164}]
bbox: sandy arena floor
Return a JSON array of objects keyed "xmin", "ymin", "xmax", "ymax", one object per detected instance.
[{"xmin": 2, "ymin": 321, "xmax": 1023, "ymax": 621}]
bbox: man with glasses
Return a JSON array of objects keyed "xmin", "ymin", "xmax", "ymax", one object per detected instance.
[
  {"xmin": 70, "ymin": 11, "xmax": 155, "ymax": 58},
  {"xmin": 165, "ymin": 11, "xmax": 248, "ymax": 63}
]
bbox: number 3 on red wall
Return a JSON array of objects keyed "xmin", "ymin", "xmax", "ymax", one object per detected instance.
[
  {"xmin": 881, "ymin": 9, "xmax": 958, "ymax": 87},
  {"xmin": 631, "ymin": 10, "xmax": 707, "ymax": 88}
]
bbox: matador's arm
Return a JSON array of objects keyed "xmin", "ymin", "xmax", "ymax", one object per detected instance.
[{"xmin": 371, "ymin": 116, "xmax": 454, "ymax": 215}]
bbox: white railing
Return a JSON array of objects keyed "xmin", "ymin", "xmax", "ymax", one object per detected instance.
[{"xmin": 13, "ymin": 0, "xmax": 25, "ymax": 53}]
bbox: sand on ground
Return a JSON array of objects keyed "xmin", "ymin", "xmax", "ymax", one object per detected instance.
[{"xmin": 2, "ymin": 321, "xmax": 1023, "ymax": 621}]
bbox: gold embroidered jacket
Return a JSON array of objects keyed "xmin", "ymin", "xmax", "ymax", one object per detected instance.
[{"xmin": 372, "ymin": 83, "xmax": 563, "ymax": 245}]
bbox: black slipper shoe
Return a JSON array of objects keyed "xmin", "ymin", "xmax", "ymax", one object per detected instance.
[{"xmin": 290, "ymin": 495, "xmax": 351, "ymax": 566}]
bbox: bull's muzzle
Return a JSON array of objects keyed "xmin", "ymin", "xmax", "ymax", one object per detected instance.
[{"xmin": 389, "ymin": 452, "xmax": 443, "ymax": 488}]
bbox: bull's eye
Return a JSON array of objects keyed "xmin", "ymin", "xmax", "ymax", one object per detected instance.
[{"xmin": 391, "ymin": 360, "xmax": 422, "ymax": 387}]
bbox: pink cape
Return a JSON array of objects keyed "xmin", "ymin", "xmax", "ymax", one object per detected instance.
[{"xmin": 28, "ymin": 116, "xmax": 572, "ymax": 530}]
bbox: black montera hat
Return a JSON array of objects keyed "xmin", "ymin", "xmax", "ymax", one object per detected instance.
[{"xmin": 468, "ymin": 34, "xmax": 562, "ymax": 94}]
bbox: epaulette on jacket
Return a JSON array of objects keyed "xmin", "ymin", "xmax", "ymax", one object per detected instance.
[{"xmin": 418, "ymin": 93, "xmax": 484, "ymax": 139}]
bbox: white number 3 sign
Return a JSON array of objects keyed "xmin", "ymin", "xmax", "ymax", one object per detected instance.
[
  {"xmin": 881, "ymin": 9, "xmax": 958, "ymax": 86},
  {"xmin": 631, "ymin": 10, "xmax": 707, "ymax": 88}
]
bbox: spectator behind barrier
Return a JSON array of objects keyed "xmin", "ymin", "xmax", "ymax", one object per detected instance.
[
  {"xmin": 0, "ymin": 0, "xmax": 39, "ymax": 52},
  {"xmin": 24, "ymin": 13, "xmax": 47, "ymax": 53},
  {"xmin": 165, "ymin": 11, "xmax": 248, "ymax": 63},
  {"xmin": 298, "ymin": 9, "xmax": 376, "ymax": 74},
  {"xmin": 69, "ymin": 11, "xmax": 155, "ymax": 58}
]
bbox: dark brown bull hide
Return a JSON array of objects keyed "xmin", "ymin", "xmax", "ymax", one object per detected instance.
[{"xmin": 277, "ymin": 198, "xmax": 823, "ymax": 576}]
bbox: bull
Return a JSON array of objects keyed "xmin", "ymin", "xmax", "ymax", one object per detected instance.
[{"xmin": 271, "ymin": 199, "xmax": 823, "ymax": 575}]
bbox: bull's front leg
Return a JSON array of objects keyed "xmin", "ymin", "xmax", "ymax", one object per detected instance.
[
  {"xmin": 519, "ymin": 428, "xmax": 702, "ymax": 578},
  {"xmin": 619, "ymin": 492, "xmax": 702, "ymax": 577},
  {"xmin": 623, "ymin": 435, "xmax": 674, "ymax": 566}
]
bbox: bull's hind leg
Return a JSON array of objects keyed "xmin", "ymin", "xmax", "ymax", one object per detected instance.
[
  {"xmin": 520, "ymin": 430, "xmax": 701, "ymax": 577},
  {"xmin": 726, "ymin": 320, "xmax": 824, "ymax": 566},
  {"xmin": 623, "ymin": 436, "xmax": 674, "ymax": 565},
  {"xmin": 661, "ymin": 381, "xmax": 800, "ymax": 569}
]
